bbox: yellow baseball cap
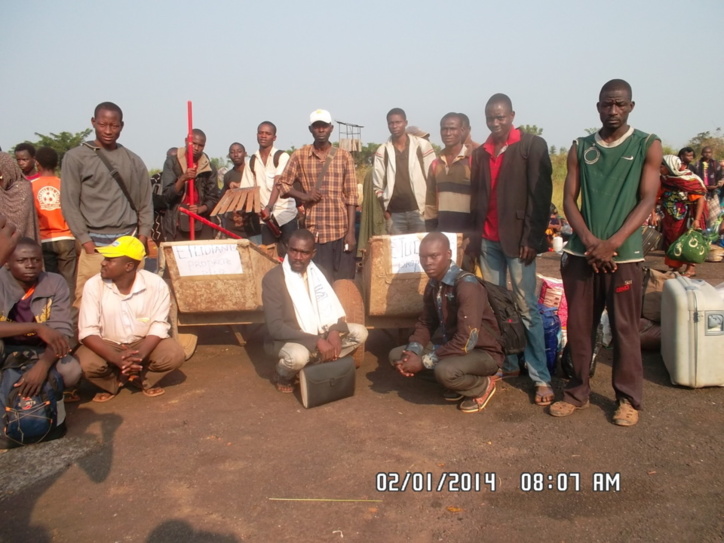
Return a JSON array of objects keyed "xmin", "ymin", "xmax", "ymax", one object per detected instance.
[{"xmin": 97, "ymin": 236, "xmax": 146, "ymax": 261}]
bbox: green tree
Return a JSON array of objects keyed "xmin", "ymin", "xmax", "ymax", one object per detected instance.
[
  {"xmin": 584, "ymin": 127, "xmax": 598, "ymax": 135},
  {"xmin": 519, "ymin": 124, "xmax": 543, "ymax": 136},
  {"xmin": 687, "ymin": 128, "xmax": 724, "ymax": 158},
  {"xmin": 32, "ymin": 129, "xmax": 92, "ymax": 165},
  {"xmin": 550, "ymin": 150, "xmax": 568, "ymax": 212},
  {"xmin": 209, "ymin": 156, "xmax": 230, "ymax": 171},
  {"xmin": 354, "ymin": 142, "xmax": 381, "ymax": 167},
  {"xmin": 661, "ymin": 143, "xmax": 678, "ymax": 156}
]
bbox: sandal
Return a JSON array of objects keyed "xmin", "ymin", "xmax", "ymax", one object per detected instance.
[
  {"xmin": 92, "ymin": 392, "xmax": 116, "ymax": 403},
  {"xmin": 549, "ymin": 400, "xmax": 589, "ymax": 417},
  {"xmin": 613, "ymin": 399, "xmax": 639, "ymax": 427},
  {"xmin": 534, "ymin": 385, "xmax": 554, "ymax": 407},
  {"xmin": 63, "ymin": 389, "xmax": 81, "ymax": 403},
  {"xmin": 493, "ymin": 368, "xmax": 520, "ymax": 381},
  {"xmin": 142, "ymin": 386, "xmax": 166, "ymax": 398},
  {"xmin": 273, "ymin": 374, "xmax": 295, "ymax": 394}
]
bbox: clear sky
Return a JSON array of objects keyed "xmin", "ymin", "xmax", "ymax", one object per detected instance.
[{"xmin": 2, "ymin": 0, "xmax": 722, "ymax": 169}]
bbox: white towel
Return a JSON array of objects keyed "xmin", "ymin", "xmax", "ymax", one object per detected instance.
[{"xmin": 282, "ymin": 256, "xmax": 346, "ymax": 335}]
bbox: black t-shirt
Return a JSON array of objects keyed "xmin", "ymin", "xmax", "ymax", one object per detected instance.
[{"xmin": 387, "ymin": 142, "xmax": 417, "ymax": 212}]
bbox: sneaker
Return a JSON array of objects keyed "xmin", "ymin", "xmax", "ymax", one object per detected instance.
[
  {"xmin": 613, "ymin": 398, "xmax": 639, "ymax": 427},
  {"xmin": 442, "ymin": 389, "xmax": 464, "ymax": 402},
  {"xmin": 459, "ymin": 378, "xmax": 496, "ymax": 413}
]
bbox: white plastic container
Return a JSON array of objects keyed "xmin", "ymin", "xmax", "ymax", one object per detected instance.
[{"xmin": 661, "ymin": 276, "xmax": 724, "ymax": 388}]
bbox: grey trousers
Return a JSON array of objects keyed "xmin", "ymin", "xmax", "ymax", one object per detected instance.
[{"xmin": 389, "ymin": 344, "xmax": 499, "ymax": 397}]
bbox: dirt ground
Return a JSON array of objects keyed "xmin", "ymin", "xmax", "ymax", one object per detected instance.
[{"xmin": 0, "ymin": 249, "xmax": 722, "ymax": 543}]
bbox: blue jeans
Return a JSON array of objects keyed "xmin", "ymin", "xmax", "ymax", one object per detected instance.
[
  {"xmin": 387, "ymin": 211, "xmax": 425, "ymax": 235},
  {"xmin": 478, "ymin": 238, "xmax": 550, "ymax": 386}
]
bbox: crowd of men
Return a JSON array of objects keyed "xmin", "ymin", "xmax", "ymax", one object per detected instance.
[{"xmin": 2, "ymin": 77, "xmax": 720, "ymax": 443}]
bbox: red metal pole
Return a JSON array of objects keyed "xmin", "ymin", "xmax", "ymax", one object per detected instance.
[
  {"xmin": 179, "ymin": 207, "xmax": 242, "ymax": 239},
  {"xmin": 186, "ymin": 101, "xmax": 197, "ymax": 240}
]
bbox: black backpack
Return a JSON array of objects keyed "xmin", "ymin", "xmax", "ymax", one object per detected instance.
[
  {"xmin": 0, "ymin": 350, "xmax": 66, "ymax": 449},
  {"xmin": 455, "ymin": 271, "xmax": 527, "ymax": 355},
  {"xmin": 248, "ymin": 150, "xmax": 284, "ymax": 176}
]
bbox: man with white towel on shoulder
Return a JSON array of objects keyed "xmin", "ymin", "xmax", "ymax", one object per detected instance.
[{"xmin": 261, "ymin": 229, "xmax": 368, "ymax": 393}]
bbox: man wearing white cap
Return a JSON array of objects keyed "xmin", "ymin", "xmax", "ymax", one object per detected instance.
[
  {"xmin": 76, "ymin": 236, "xmax": 184, "ymax": 402},
  {"xmin": 276, "ymin": 110, "xmax": 358, "ymax": 282}
]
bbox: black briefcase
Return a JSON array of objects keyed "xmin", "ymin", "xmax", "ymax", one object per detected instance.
[
  {"xmin": 299, "ymin": 356, "xmax": 355, "ymax": 409},
  {"xmin": 641, "ymin": 226, "xmax": 663, "ymax": 256}
]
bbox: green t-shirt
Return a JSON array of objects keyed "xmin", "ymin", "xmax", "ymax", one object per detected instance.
[{"xmin": 565, "ymin": 127, "xmax": 659, "ymax": 263}]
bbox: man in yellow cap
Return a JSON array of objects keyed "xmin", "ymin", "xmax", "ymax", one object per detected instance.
[{"xmin": 76, "ymin": 236, "xmax": 184, "ymax": 402}]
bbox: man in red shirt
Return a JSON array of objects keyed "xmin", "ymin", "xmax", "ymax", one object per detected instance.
[{"xmin": 469, "ymin": 93, "xmax": 554, "ymax": 406}]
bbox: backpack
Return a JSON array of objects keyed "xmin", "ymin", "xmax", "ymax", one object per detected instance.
[
  {"xmin": 150, "ymin": 172, "xmax": 167, "ymax": 212},
  {"xmin": 251, "ymin": 150, "xmax": 302, "ymax": 207},
  {"xmin": 455, "ymin": 271, "xmax": 527, "ymax": 355},
  {"xmin": 0, "ymin": 350, "xmax": 66, "ymax": 449},
  {"xmin": 150, "ymin": 172, "xmax": 166, "ymax": 242},
  {"xmin": 249, "ymin": 150, "xmax": 284, "ymax": 177}
]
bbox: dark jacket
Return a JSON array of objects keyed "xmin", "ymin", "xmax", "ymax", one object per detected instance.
[
  {"xmin": 261, "ymin": 266, "xmax": 349, "ymax": 351},
  {"xmin": 406, "ymin": 262, "xmax": 504, "ymax": 366},
  {"xmin": 160, "ymin": 152, "xmax": 220, "ymax": 240},
  {"xmin": 690, "ymin": 158, "xmax": 722, "ymax": 188},
  {"xmin": 0, "ymin": 269, "xmax": 73, "ymax": 341},
  {"xmin": 470, "ymin": 132, "xmax": 552, "ymax": 258}
]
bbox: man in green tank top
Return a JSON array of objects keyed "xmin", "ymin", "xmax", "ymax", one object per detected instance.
[{"xmin": 550, "ymin": 79, "xmax": 662, "ymax": 427}]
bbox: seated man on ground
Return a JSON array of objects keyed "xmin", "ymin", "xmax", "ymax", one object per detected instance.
[
  {"xmin": 76, "ymin": 236, "xmax": 184, "ymax": 402},
  {"xmin": 389, "ymin": 233, "xmax": 503, "ymax": 414},
  {"xmin": 261, "ymin": 229, "xmax": 368, "ymax": 393},
  {"xmin": 0, "ymin": 238, "xmax": 81, "ymax": 399}
]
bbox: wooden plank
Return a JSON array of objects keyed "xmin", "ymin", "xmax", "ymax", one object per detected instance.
[
  {"xmin": 229, "ymin": 189, "xmax": 246, "ymax": 211},
  {"xmin": 214, "ymin": 189, "xmax": 236, "ymax": 215},
  {"xmin": 210, "ymin": 191, "xmax": 234, "ymax": 216},
  {"xmin": 227, "ymin": 190, "xmax": 245, "ymax": 214},
  {"xmin": 253, "ymin": 187, "xmax": 260, "ymax": 213},
  {"xmin": 244, "ymin": 188, "xmax": 254, "ymax": 213},
  {"xmin": 229, "ymin": 324, "xmax": 246, "ymax": 346}
]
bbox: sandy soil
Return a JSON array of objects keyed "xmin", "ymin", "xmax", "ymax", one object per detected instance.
[{"xmin": 0, "ymin": 249, "xmax": 722, "ymax": 542}]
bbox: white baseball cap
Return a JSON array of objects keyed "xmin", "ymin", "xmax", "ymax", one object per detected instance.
[{"xmin": 309, "ymin": 109, "xmax": 332, "ymax": 125}]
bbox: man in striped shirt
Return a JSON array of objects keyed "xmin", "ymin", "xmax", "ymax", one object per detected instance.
[
  {"xmin": 276, "ymin": 110, "xmax": 358, "ymax": 282},
  {"xmin": 425, "ymin": 112, "xmax": 473, "ymax": 234}
]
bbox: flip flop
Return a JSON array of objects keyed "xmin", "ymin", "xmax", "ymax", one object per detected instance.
[
  {"xmin": 63, "ymin": 389, "xmax": 81, "ymax": 403},
  {"xmin": 142, "ymin": 386, "xmax": 166, "ymax": 398},
  {"xmin": 494, "ymin": 368, "xmax": 521, "ymax": 381},
  {"xmin": 273, "ymin": 374, "xmax": 295, "ymax": 393},
  {"xmin": 535, "ymin": 385, "xmax": 555, "ymax": 407},
  {"xmin": 92, "ymin": 392, "xmax": 116, "ymax": 403}
]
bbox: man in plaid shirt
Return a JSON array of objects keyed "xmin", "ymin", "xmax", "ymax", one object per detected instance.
[{"xmin": 276, "ymin": 110, "xmax": 358, "ymax": 282}]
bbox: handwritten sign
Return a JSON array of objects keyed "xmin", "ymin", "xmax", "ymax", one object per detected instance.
[
  {"xmin": 389, "ymin": 233, "xmax": 457, "ymax": 274},
  {"xmin": 172, "ymin": 244, "xmax": 243, "ymax": 277}
]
